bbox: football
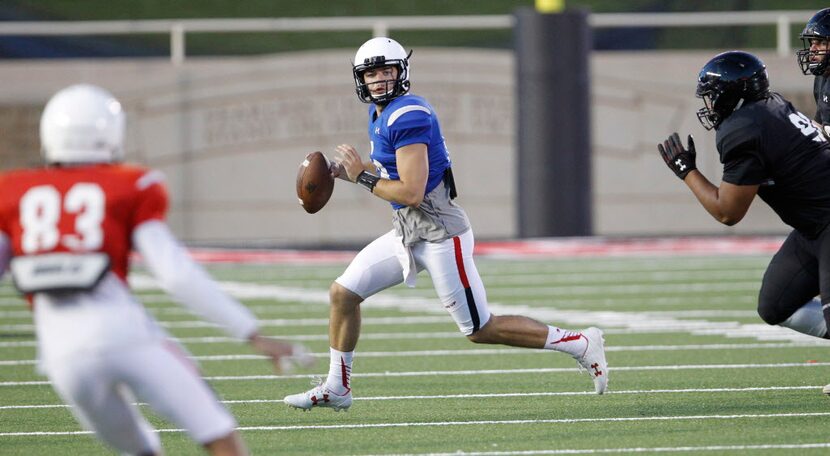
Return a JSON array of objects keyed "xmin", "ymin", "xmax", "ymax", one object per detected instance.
[{"xmin": 296, "ymin": 151, "xmax": 335, "ymax": 214}]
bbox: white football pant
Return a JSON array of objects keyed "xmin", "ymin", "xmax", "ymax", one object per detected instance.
[
  {"xmin": 46, "ymin": 341, "xmax": 236, "ymax": 454},
  {"xmin": 337, "ymin": 229, "xmax": 491, "ymax": 335}
]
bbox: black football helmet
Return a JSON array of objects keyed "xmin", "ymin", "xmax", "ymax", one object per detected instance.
[
  {"xmin": 695, "ymin": 51, "xmax": 770, "ymax": 130},
  {"xmin": 797, "ymin": 8, "xmax": 830, "ymax": 76}
]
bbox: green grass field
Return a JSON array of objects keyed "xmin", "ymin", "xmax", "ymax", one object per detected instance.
[{"xmin": 2, "ymin": 252, "xmax": 830, "ymax": 455}]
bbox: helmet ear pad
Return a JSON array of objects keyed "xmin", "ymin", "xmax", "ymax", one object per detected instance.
[{"xmin": 711, "ymin": 89, "xmax": 743, "ymax": 120}]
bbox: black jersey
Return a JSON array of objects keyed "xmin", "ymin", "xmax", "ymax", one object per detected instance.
[
  {"xmin": 716, "ymin": 92, "xmax": 830, "ymax": 238},
  {"xmin": 814, "ymin": 75, "xmax": 830, "ymax": 124}
]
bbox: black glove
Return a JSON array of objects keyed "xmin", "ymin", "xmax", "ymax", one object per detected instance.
[{"xmin": 658, "ymin": 132, "xmax": 697, "ymax": 180}]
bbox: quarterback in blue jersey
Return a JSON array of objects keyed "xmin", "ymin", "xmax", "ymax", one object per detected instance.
[
  {"xmin": 284, "ymin": 37, "xmax": 609, "ymax": 412},
  {"xmin": 365, "ymin": 93, "xmax": 450, "ymax": 210}
]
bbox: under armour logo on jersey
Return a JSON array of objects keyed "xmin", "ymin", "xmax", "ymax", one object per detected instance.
[
  {"xmin": 674, "ymin": 158, "xmax": 686, "ymax": 171},
  {"xmin": 374, "ymin": 127, "xmax": 380, "ymax": 134},
  {"xmin": 824, "ymin": 94, "xmax": 829, "ymax": 103}
]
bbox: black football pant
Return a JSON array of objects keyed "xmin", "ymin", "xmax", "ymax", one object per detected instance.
[{"xmin": 757, "ymin": 228, "xmax": 830, "ymax": 337}]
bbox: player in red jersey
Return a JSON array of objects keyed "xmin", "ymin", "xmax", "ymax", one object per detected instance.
[{"xmin": 0, "ymin": 84, "xmax": 312, "ymax": 455}]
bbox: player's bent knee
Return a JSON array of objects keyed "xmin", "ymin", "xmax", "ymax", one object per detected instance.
[
  {"xmin": 466, "ymin": 331, "xmax": 484, "ymax": 343},
  {"xmin": 756, "ymin": 298, "xmax": 787, "ymax": 325},
  {"xmin": 329, "ymin": 282, "xmax": 362, "ymax": 309},
  {"xmin": 465, "ymin": 317, "xmax": 495, "ymax": 344}
]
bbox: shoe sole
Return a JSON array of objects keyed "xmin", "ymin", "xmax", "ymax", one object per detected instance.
[
  {"xmin": 287, "ymin": 404, "xmax": 350, "ymax": 412},
  {"xmin": 284, "ymin": 400, "xmax": 351, "ymax": 412}
]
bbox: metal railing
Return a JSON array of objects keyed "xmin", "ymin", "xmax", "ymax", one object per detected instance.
[{"xmin": 0, "ymin": 10, "xmax": 816, "ymax": 64}]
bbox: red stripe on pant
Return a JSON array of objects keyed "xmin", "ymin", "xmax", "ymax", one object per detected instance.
[{"xmin": 453, "ymin": 236, "xmax": 480, "ymax": 332}]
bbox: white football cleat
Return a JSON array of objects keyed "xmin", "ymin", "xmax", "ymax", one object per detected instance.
[
  {"xmin": 284, "ymin": 380, "xmax": 352, "ymax": 411},
  {"xmin": 574, "ymin": 327, "xmax": 608, "ymax": 394},
  {"xmin": 822, "ymin": 384, "xmax": 830, "ymax": 395}
]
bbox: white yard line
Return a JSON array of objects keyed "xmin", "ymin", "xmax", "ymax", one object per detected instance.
[
  {"xmin": 460, "ymin": 269, "xmax": 763, "ymax": 285},
  {"xmin": 3, "ymin": 341, "xmax": 830, "ymax": 366},
  {"xmin": 197, "ymin": 280, "xmax": 814, "ymax": 344},
  {"xmin": 1, "ymin": 411, "xmax": 828, "ymax": 437},
  {"xmin": 0, "ymin": 302, "xmax": 758, "ymax": 323},
  {"xmin": 391, "ymin": 282, "xmax": 761, "ymax": 298},
  {"xmin": 0, "ymin": 385, "xmax": 821, "ymax": 411},
  {"xmin": 0, "ymin": 269, "xmax": 815, "ymax": 352},
  {"xmin": 210, "ymin": 270, "xmax": 764, "ymax": 288},
  {"xmin": 0, "ymin": 310, "xmax": 820, "ymax": 346},
  {"xmin": 2, "ymin": 362, "xmax": 829, "ymax": 387},
  {"xmin": 0, "ymin": 324, "xmax": 790, "ymax": 349},
  {"xmin": 0, "ymin": 315, "xmax": 454, "ymax": 332},
  {"xmin": 120, "ymin": 277, "xmax": 822, "ymax": 346}
]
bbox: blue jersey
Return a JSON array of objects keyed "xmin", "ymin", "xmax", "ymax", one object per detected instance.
[{"xmin": 367, "ymin": 94, "xmax": 451, "ymax": 210}]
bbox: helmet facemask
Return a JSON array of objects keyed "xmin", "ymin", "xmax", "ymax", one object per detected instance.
[
  {"xmin": 694, "ymin": 73, "xmax": 741, "ymax": 131},
  {"xmin": 695, "ymin": 79, "xmax": 749, "ymax": 131},
  {"xmin": 695, "ymin": 89, "xmax": 721, "ymax": 131}
]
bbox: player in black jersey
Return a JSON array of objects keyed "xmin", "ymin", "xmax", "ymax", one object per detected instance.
[
  {"xmin": 659, "ymin": 51, "xmax": 830, "ymax": 393},
  {"xmin": 797, "ymin": 8, "xmax": 830, "ymax": 136}
]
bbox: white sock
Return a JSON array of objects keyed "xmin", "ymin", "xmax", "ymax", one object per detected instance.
[
  {"xmin": 325, "ymin": 348, "xmax": 353, "ymax": 395},
  {"xmin": 543, "ymin": 326, "xmax": 588, "ymax": 357}
]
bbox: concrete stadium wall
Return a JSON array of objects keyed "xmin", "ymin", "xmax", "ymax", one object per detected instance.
[{"xmin": 0, "ymin": 49, "xmax": 815, "ymax": 245}]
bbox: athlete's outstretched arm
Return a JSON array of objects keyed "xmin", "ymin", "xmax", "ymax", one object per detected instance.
[
  {"xmin": 134, "ymin": 220, "xmax": 258, "ymax": 339},
  {"xmin": 682, "ymin": 171, "xmax": 758, "ymax": 225},
  {"xmin": 133, "ymin": 221, "xmax": 313, "ymax": 372},
  {"xmin": 658, "ymin": 132, "xmax": 758, "ymax": 225}
]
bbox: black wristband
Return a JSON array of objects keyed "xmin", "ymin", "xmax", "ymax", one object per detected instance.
[{"xmin": 356, "ymin": 170, "xmax": 380, "ymax": 193}]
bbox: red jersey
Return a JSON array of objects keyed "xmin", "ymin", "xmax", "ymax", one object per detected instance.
[{"xmin": 0, "ymin": 164, "xmax": 167, "ymax": 282}]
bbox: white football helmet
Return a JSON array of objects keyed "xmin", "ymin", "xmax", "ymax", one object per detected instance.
[
  {"xmin": 40, "ymin": 84, "xmax": 125, "ymax": 164},
  {"xmin": 352, "ymin": 37, "xmax": 412, "ymax": 104}
]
